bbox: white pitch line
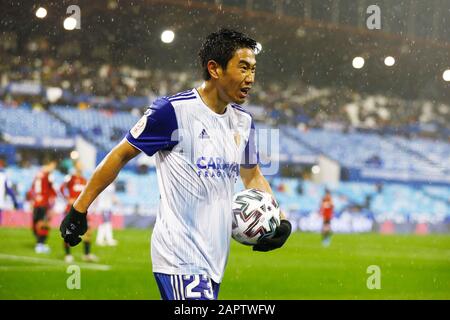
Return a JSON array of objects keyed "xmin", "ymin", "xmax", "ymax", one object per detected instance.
[
  {"xmin": 0, "ymin": 253, "xmax": 111, "ymax": 271},
  {"xmin": 0, "ymin": 266, "xmax": 66, "ymax": 271}
]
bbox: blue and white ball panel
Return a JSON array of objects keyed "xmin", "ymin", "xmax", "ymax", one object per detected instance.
[{"xmin": 154, "ymin": 273, "xmax": 220, "ymax": 300}]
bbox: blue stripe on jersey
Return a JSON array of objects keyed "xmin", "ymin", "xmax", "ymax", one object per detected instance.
[
  {"xmin": 168, "ymin": 96, "xmax": 197, "ymax": 102},
  {"xmin": 231, "ymin": 103, "xmax": 251, "ymax": 116},
  {"xmin": 168, "ymin": 93, "xmax": 195, "ymax": 100},
  {"xmin": 168, "ymin": 91, "xmax": 195, "ymax": 98},
  {"xmin": 168, "ymin": 90, "xmax": 194, "ymax": 99}
]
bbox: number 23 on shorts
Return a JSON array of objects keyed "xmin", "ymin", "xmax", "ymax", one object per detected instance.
[{"xmin": 154, "ymin": 273, "xmax": 220, "ymax": 300}]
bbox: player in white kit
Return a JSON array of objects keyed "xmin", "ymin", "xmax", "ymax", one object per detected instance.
[
  {"xmin": 0, "ymin": 161, "xmax": 19, "ymax": 225},
  {"xmin": 60, "ymin": 29, "xmax": 292, "ymax": 300},
  {"xmin": 95, "ymin": 183, "xmax": 118, "ymax": 246}
]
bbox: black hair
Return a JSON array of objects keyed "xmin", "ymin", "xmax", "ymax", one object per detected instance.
[{"xmin": 198, "ymin": 28, "xmax": 257, "ymax": 80}]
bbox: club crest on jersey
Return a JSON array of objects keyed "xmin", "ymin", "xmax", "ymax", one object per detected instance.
[{"xmin": 130, "ymin": 115, "xmax": 147, "ymax": 138}]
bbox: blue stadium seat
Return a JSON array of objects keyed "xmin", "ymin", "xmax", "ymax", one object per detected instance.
[
  {"xmin": 51, "ymin": 106, "xmax": 140, "ymax": 150},
  {"xmin": 0, "ymin": 105, "xmax": 67, "ymax": 138}
]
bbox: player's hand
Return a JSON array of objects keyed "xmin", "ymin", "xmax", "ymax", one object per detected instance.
[
  {"xmin": 253, "ymin": 220, "xmax": 292, "ymax": 252},
  {"xmin": 60, "ymin": 206, "xmax": 88, "ymax": 246}
]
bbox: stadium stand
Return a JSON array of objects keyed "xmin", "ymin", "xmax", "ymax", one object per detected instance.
[
  {"xmin": 0, "ymin": 1, "xmax": 449, "ymax": 233},
  {"xmin": 0, "ymin": 103, "xmax": 67, "ymax": 138},
  {"xmin": 51, "ymin": 105, "xmax": 139, "ymax": 151},
  {"xmin": 283, "ymin": 126, "xmax": 448, "ymax": 175}
]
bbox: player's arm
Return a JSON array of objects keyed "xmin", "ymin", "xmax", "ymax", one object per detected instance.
[
  {"xmin": 61, "ymin": 97, "xmax": 177, "ymax": 247},
  {"xmin": 72, "ymin": 97, "xmax": 176, "ymax": 215},
  {"xmin": 60, "ymin": 139, "xmax": 140, "ymax": 246},
  {"xmin": 240, "ymin": 165, "xmax": 286, "ymax": 220},
  {"xmin": 240, "ymin": 165, "xmax": 292, "ymax": 252},
  {"xmin": 73, "ymin": 140, "xmax": 140, "ymax": 213}
]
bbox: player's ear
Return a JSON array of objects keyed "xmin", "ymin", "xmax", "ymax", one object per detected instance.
[{"xmin": 207, "ymin": 60, "xmax": 221, "ymax": 79}]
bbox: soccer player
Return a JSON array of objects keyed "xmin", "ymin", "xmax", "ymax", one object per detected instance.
[
  {"xmin": 320, "ymin": 189, "xmax": 334, "ymax": 247},
  {"xmin": 60, "ymin": 29, "xmax": 292, "ymax": 300},
  {"xmin": 0, "ymin": 160, "xmax": 19, "ymax": 225},
  {"xmin": 95, "ymin": 183, "xmax": 118, "ymax": 247},
  {"xmin": 59, "ymin": 160, "xmax": 98, "ymax": 262},
  {"xmin": 27, "ymin": 159, "xmax": 57, "ymax": 254}
]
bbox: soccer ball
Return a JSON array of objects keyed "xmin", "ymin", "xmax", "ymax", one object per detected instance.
[{"xmin": 231, "ymin": 188, "xmax": 280, "ymax": 245}]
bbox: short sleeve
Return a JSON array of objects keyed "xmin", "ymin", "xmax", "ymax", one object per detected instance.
[
  {"xmin": 126, "ymin": 98, "xmax": 178, "ymax": 156},
  {"xmin": 241, "ymin": 119, "xmax": 259, "ymax": 169}
]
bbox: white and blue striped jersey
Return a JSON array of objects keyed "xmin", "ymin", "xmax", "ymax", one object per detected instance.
[{"xmin": 126, "ymin": 88, "xmax": 258, "ymax": 283}]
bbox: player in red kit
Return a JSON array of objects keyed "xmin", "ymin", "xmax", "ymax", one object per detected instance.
[
  {"xmin": 60, "ymin": 161, "xmax": 98, "ymax": 262},
  {"xmin": 320, "ymin": 189, "xmax": 334, "ymax": 247},
  {"xmin": 27, "ymin": 159, "xmax": 57, "ymax": 254}
]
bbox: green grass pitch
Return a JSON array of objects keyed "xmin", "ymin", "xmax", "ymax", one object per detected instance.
[{"xmin": 0, "ymin": 227, "xmax": 449, "ymax": 299}]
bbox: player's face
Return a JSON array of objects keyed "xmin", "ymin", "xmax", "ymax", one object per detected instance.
[
  {"xmin": 218, "ymin": 48, "xmax": 256, "ymax": 104},
  {"xmin": 47, "ymin": 161, "xmax": 57, "ymax": 172}
]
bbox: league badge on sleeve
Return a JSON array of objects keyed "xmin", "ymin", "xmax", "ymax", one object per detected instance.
[{"xmin": 130, "ymin": 115, "xmax": 147, "ymax": 139}]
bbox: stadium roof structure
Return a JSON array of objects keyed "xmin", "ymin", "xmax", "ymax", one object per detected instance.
[{"xmin": 1, "ymin": 0, "xmax": 449, "ymax": 103}]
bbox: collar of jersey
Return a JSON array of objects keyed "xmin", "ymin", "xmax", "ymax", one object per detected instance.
[{"xmin": 193, "ymin": 88, "xmax": 231, "ymax": 118}]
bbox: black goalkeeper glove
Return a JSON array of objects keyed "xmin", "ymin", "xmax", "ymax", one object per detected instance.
[
  {"xmin": 253, "ymin": 220, "xmax": 292, "ymax": 252},
  {"xmin": 60, "ymin": 206, "xmax": 88, "ymax": 247}
]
